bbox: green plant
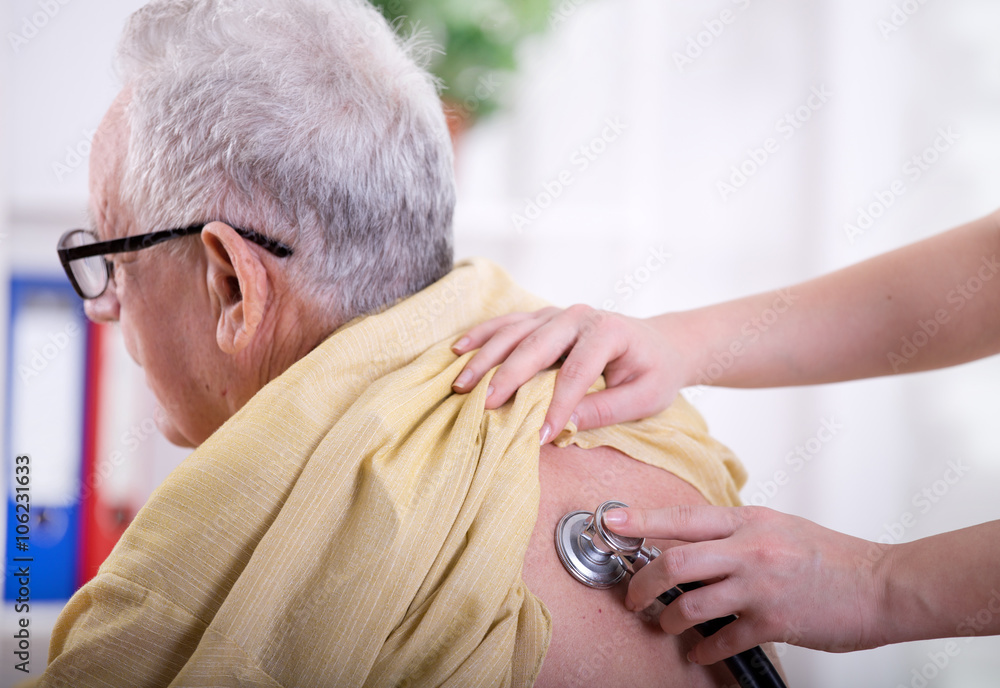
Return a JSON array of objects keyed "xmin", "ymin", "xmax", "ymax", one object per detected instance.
[{"xmin": 372, "ymin": 0, "xmax": 555, "ymax": 121}]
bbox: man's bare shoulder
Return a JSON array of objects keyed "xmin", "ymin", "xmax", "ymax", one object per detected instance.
[{"xmin": 522, "ymin": 442, "xmax": 731, "ymax": 687}]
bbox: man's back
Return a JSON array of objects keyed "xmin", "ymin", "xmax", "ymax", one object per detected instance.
[
  {"xmin": 525, "ymin": 442, "xmax": 732, "ymax": 687},
  {"xmin": 34, "ymin": 260, "xmax": 747, "ymax": 686}
]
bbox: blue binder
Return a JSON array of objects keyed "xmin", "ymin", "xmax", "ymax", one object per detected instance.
[{"xmin": 4, "ymin": 276, "xmax": 89, "ymax": 601}]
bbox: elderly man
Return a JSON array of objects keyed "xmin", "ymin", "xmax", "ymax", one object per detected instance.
[{"xmin": 45, "ymin": 0, "xmax": 749, "ymax": 686}]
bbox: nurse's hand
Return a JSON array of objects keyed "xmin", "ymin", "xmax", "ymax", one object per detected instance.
[
  {"xmin": 451, "ymin": 306, "xmax": 689, "ymax": 444},
  {"xmin": 603, "ymin": 504, "xmax": 890, "ymax": 661}
]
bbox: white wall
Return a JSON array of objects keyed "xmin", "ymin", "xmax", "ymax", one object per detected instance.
[
  {"xmin": 453, "ymin": 1, "xmax": 1000, "ymax": 686},
  {"xmin": 2, "ymin": 1, "xmax": 999, "ymax": 686}
]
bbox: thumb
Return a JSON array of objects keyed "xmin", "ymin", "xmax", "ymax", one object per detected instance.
[{"xmin": 570, "ymin": 386, "xmax": 652, "ymax": 431}]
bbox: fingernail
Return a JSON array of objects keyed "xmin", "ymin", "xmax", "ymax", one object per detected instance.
[
  {"xmin": 486, "ymin": 385, "xmax": 494, "ymax": 399},
  {"xmin": 568, "ymin": 412, "xmax": 579, "ymax": 428},
  {"xmin": 452, "ymin": 337, "xmax": 470, "ymax": 352},
  {"xmin": 603, "ymin": 508, "xmax": 626, "ymax": 526},
  {"xmin": 539, "ymin": 423, "xmax": 552, "ymax": 445},
  {"xmin": 454, "ymin": 370, "xmax": 472, "ymax": 389},
  {"xmin": 686, "ymin": 651, "xmax": 697, "ymax": 664},
  {"xmin": 624, "ymin": 598, "xmax": 635, "ymax": 612}
]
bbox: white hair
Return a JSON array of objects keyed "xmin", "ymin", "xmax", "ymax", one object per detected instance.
[{"xmin": 116, "ymin": 0, "xmax": 455, "ymax": 323}]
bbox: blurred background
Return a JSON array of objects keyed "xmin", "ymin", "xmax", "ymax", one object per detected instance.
[{"xmin": 2, "ymin": 0, "xmax": 999, "ymax": 685}]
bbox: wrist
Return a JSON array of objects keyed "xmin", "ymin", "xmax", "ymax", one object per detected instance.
[
  {"xmin": 870, "ymin": 540, "xmax": 904, "ymax": 648},
  {"xmin": 646, "ymin": 310, "xmax": 708, "ymax": 389}
]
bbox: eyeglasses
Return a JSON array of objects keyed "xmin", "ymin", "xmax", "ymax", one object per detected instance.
[{"xmin": 57, "ymin": 224, "xmax": 294, "ymax": 299}]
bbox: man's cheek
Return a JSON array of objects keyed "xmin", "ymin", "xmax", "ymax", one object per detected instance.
[{"xmin": 117, "ymin": 313, "xmax": 143, "ymax": 368}]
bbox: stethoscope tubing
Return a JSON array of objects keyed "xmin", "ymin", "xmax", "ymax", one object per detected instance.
[
  {"xmin": 555, "ymin": 502, "xmax": 788, "ymax": 688},
  {"xmin": 659, "ymin": 581, "xmax": 788, "ymax": 688}
]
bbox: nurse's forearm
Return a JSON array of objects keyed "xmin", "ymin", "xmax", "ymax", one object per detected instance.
[
  {"xmin": 666, "ymin": 209, "xmax": 1000, "ymax": 389},
  {"xmin": 877, "ymin": 521, "xmax": 1000, "ymax": 644}
]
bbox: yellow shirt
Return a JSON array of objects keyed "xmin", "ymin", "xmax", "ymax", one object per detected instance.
[{"xmin": 35, "ymin": 258, "xmax": 745, "ymax": 687}]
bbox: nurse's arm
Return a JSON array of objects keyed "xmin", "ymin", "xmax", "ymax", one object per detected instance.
[
  {"xmin": 452, "ymin": 209, "xmax": 1000, "ymax": 440},
  {"xmin": 604, "ymin": 504, "xmax": 1000, "ymax": 664}
]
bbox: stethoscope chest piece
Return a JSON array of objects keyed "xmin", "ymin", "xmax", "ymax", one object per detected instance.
[
  {"xmin": 554, "ymin": 500, "xmax": 789, "ymax": 688},
  {"xmin": 555, "ymin": 509, "xmax": 628, "ymax": 589}
]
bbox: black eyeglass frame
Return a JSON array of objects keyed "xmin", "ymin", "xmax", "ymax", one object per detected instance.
[{"xmin": 57, "ymin": 223, "xmax": 294, "ymax": 299}]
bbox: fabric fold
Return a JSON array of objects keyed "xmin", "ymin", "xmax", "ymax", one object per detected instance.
[{"xmin": 37, "ymin": 257, "xmax": 745, "ymax": 688}]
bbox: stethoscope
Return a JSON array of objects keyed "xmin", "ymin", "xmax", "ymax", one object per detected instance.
[{"xmin": 556, "ymin": 500, "xmax": 788, "ymax": 688}]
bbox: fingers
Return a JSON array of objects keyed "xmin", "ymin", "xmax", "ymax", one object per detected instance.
[
  {"xmin": 626, "ymin": 540, "xmax": 730, "ymax": 611},
  {"xmin": 566, "ymin": 381, "xmax": 665, "ymax": 434},
  {"xmin": 452, "ymin": 305, "xmax": 612, "ymax": 414},
  {"xmin": 653, "ymin": 577, "xmax": 769, "ymax": 665},
  {"xmin": 654, "ymin": 578, "xmax": 740, "ymax": 635},
  {"xmin": 612, "ymin": 504, "xmax": 858, "ymax": 658},
  {"xmin": 538, "ymin": 342, "xmax": 618, "ymax": 443},
  {"xmin": 451, "ymin": 311, "xmax": 539, "ymax": 355},
  {"xmin": 687, "ymin": 617, "xmax": 766, "ymax": 666},
  {"xmin": 485, "ymin": 310, "xmax": 594, "ymax": 414},
  {"xmin": 452, "ymin": 305, "xmax": 663, "ymax": 444},
  {"xmin": 450, "ymin": 309, "xmax": 559, "ymax": 398},
  {"xmin": 606, "ymin": 504, "xmax": 746, "ymax": 541}
]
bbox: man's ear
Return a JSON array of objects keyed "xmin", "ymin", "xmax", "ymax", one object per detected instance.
[{"xmin": 201, "ymin": 221, "xmax": 269, "ymax": 355}]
